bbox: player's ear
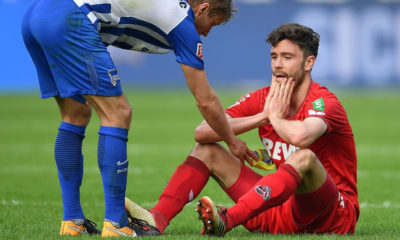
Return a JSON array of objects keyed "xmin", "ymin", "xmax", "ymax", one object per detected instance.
[
  {"xmin": 196, "ymin": 3, "xmax": 210, "ymax": 16},
  {"xmin": 304, "ymin": 55, "xmax": 315, "ymax": 72}
]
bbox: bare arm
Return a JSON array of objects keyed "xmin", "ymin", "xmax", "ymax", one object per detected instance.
[
  {"xmin": 269, "ymin": 116, "xmax": 327, "ymax": 148},
  {"xmin": 194, "ymin": 113, "xmax": 267, "ymax": 143},
  {"xmin": 268, "ymin": 77, "xmax": 327, "ymax": 148},
  {"xmin": 195, "ymin": 78, "xmax": 277, "ymax": 143},
  {"xmin": 180, "ymin": 64, "xmax": 257, "ymax": 161}
]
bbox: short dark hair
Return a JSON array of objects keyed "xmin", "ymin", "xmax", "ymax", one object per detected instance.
[
  {"xmin": 188, "ymin": 0, "xmax": 237, "ymax": 23},
  {"xmin": 266, "ymin": 23, "xmax": 320, "ymax": 58}
]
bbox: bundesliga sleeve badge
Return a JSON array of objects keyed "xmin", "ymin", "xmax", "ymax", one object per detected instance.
[
  {"xmin": 196, "ymin": 43, "xmax": 203, "ymax": 59},
  {"xmin": 309, "ymin": 97, "xmax": 326, "ymax": 116}
]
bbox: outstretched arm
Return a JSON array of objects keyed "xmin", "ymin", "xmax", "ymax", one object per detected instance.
[
  {"xmin": 181, "ymin": 64, "xmax": 257, "ymax": 161},
  {"xmin": 195, "ymin": 78, "xmax": 278, "ymax": 143},
  {"xmin": 194, "ymin": 113, "xmax": 267, "ymax": 143}
]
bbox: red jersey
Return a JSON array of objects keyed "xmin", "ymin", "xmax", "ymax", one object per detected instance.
[{"xmin": 226, "ymin": 80, "xmax": 359, "ymax": 218}]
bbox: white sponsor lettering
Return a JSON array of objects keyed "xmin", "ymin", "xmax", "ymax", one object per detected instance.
[
  {"xmin": 281, "ymin": 142, "xmax": 298, "ymax": 160},
  {"xmin": 117, "ymin": 168, "xmax": 128, "ymax": 174},
  {"xmin": 272, "ymin": 141, "xmax": 282, "ymax": 160},
  {"xmin": 262, "ymin": 137, "xmax": 299, "ymax": 161},
  {"xmin": 308, "ymin": 110, "xmax": 326, "ymax": 116}
]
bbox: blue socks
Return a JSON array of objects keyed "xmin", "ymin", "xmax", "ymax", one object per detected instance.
[
  {"xmin": 55, "ymin": 122, "xmax": 130, "ymax": 227},
  {"xmin": 98, "ymin": 126, "xmax": 129, "ymax": 227},
  {"xmin": 55, "ymin": 121, "xmax": 86, "ymax": 220}
]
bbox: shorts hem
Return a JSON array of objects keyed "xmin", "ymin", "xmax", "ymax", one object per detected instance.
[
  {"xmin": 59, "ymin": 90, "xmax": 123, "ymax": 98},
  {"xmin": 40, "ymin": 90, "xmax": 123, "ymax": 99}
]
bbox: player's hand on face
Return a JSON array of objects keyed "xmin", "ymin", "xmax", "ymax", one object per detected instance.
[
  {"xmin": 268, "ymin": 76, "xmax": 295, "ymax": 119},
  {"xmin": 228, "ymin": 138, "xmax": 258, "ymax": 166}
]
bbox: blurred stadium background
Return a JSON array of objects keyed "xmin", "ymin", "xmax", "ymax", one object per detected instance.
[
  {"xmin": 1, "ymin": 0, "xmax": 400, "ymax": 90},
  {"xmin": 1, "ymin": 0, "xmax": 399, "ymax": 239}
]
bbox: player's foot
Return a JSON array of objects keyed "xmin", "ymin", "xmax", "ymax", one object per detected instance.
[
  {"xmin": 101, "ymin": 218, "xmax": 160, "ymax": 237},
  {"xmin": 195, "ymin": 196, "xmax": 231, "ymax": 237},
  {"xmin": 60, "ymin": 218, "xmax": 101, "ymax": 236},
  {"xmin": 125, "ymin": 197, "xmax": 156, "ymax": 226},
  {"xmin": 125, "ymin": 198, "xmax": 160, "ymax": 234}
]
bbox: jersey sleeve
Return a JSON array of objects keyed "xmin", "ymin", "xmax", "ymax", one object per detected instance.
[
  {"xmin": 167, "ymin": 10, "xmax": 204, "ymax": 70},
  {"xmin": 305, "ymin": 93, "xmax": 349, "ymax": 134},
  {"xmin": 225, "ymin": 88, "xmax": 268, "ymax": 118}
]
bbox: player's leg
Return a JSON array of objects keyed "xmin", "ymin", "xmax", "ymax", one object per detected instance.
[
  {"xmin": 22, "ymin": 0, "xmax": 144, "ymax": 236},
  {"xmin": 53, "ymin": 97, "xmax": 95, "ymax": 235},
  {"xmin": 22, "ymin": 1, "xmax": 100, "ymax": 235},
  {"xmin": 81, "ymin": 94, "xmax": 133, "ymax": 232},
  {"xmin": 288, "ymin": 150, "xmax": 339, "ymax": 230},
  {"xmin": 142, "ymin": 144, "xmax": 216, "ymax": 233},
  {"xmin": 223, "ymin": 149, "xmax": 327, "ymax": 234},
  {"xmin": 125, "ymin": 143, "xmax": 243, "ymax": 233}
]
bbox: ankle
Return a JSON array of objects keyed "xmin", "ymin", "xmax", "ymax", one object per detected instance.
[{"xmin": 149, "ymin": 209, "xmax": 168, "ymax": 233}]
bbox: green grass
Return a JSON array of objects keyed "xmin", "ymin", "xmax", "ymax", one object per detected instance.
[{"xmin": 0, "ymin": 89, "xmax": 399, "ymax": 239}]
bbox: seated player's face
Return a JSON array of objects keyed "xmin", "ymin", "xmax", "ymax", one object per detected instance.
[
  {"xmin": 194, "ymin": 12, "xmax": 225, "ymax": 37},
  {"xmin": 270, "ymin": 39, "xmax": 306, "ymax": 85}
]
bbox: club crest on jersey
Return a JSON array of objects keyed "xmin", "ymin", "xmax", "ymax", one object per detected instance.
[
  {"xmin": 108, "ymin": 69, "xmax": 120, "ymax": 87},
  {"xmin": 196, "ymin": 43, "xmax": 203, "ymax": 59},
  {"xmin": 254, "ymin": 185, "xmax": 271, "ymax": 201}
]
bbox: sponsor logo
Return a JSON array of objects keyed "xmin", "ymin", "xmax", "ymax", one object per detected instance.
[
  {"xmin": 117, "ymin": 159, "xmax": 128, "ymax": 166},
  {"xmin": 312, "ymin": 98, "xmax": 325, "ymax": 112},
  {"xmin": 117, "ymin": 168, "xmax": 128, "ymax": 174},
  {"xmin": 105, "ymin": 226, "xmax": 137, "ymax": 237},
  {"xmin": 68, "ymin": 225, "xmax": 85, "ymax": 234},
  {"xmin": 108, "ymin": 69, "xmax": 120, "ymax": 87},
  {"xmin": 196, "ymin": 43, "xmax": 203, "ymax": 59},
  {"xmin": 308, "ymin": 109, "xmax": 326, "ymax": 116},
  {"xmin": 179, "ymin": 0, "xmax": 187, "ymax": 8},
  {"xmin": 254, "ymin": 185, "xmax": 271, "ymax": 201},
  {"xmin": 262, "ymin": 137, "xmax": 299, "ymax": 161}
]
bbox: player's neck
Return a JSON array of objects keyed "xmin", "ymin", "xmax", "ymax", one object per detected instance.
[{"xmin": 288, "ymin": 75, "xmax": 311, "ymax": 116}]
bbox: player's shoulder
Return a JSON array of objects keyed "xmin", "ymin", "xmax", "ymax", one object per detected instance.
[
  {"xmin": 227, "ymin": 86, "xmax": 267, "ymax": 109},
  {"xmin": 245, "ymin": 86, "xmax": 269, "ymax": 100},
  {"xmin": 308, "ymin": 80, "xmax": 339, "ymax": 102}
]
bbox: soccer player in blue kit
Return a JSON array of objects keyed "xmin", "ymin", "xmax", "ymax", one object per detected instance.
[{"xmin": 21, "ymin": 0, "xmax": 256, "ymax": 237}]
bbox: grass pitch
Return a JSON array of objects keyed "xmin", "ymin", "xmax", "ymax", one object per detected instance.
[{"xmin": 0, "ymin": 89, "xmax": 399, "ymax": 239}]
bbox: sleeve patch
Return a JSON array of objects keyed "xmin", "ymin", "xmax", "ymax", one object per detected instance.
[
  {"xmin": 196, "ymin": 43, "xmax": 203, "ymax": 59},
  {"xmin": 312, "ymin": 98, "xmax": 325, "ymax": 112}
]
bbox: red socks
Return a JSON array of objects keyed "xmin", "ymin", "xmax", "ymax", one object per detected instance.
[
  {"xmin": 150, "ymin": 156, "xmax": 210, "ymax": 233},
  {"xmin": 227, "ymin": 164, "xmax": 301, "ymax": 230}
]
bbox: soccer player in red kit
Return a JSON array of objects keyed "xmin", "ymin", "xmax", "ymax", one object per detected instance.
[{"xmin": 125, "ymin": 23, "xmax": 359, "ymax": 236}]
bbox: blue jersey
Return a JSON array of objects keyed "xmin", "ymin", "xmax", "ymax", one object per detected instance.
[{"xmin": 73, "ymin": 0, "xmax": 204, "ymax": 69}]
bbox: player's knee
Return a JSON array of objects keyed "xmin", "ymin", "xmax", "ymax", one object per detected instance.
[
  {"xmin": 190, "ymin": 143, "xmax": 223, "ymax": 171},
  {"xmin": 61, "ymin": 104, "xmax": 92, "ymax": 126},
  {"xmin": 117, "ymin": 102, "xmax": 132, "ymax": 123},
  {"xmin": 104, "ymin": 100, "xmax": 132, "ymax": 127},
  {"xmin": 287, "ymin": 149, "xmax": 318, "ymax": 175}
]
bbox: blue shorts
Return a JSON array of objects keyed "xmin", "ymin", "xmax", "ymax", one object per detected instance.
[{"xmin": 21, "ymin": 0, "xmax": 122, "ymax": 104}]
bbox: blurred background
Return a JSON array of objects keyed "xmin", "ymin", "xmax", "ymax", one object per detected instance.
[
  {"xmin": 1, "ymin": 0, "xmax": 400, "ymax": 91},
  {"xmin": 1, "ymin": 1, "xmax": 400, "ymax": 238}
]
